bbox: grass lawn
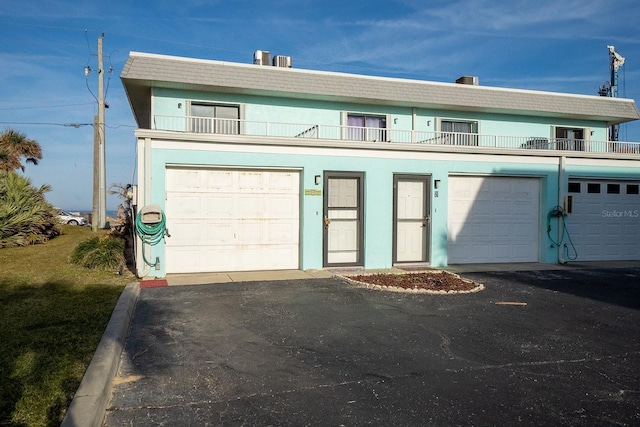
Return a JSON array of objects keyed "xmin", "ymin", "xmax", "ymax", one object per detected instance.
[{"xmin": 0, "ymin": 225, "xmax": 134, "ymax": 427}]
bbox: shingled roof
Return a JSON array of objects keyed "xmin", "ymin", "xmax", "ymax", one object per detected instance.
[{"xmin": 121, "ymin": 52, "xmax": 640, "ymax": 129}]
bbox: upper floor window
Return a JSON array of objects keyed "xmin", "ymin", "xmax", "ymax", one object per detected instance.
[
  {"xmin": 190, "ymin": 103, "xmax": 240, "ymax": 134},
  {"xmin": 346, "ymin": 114, "xmax": 387, "ymax": 142},
  {"xmin": 440, "ymin": 120, "xmax": 478, "ymax": 146},
  {"xmin": 555, "ymin": 127, "xmax": 586, "ymax": 151}
]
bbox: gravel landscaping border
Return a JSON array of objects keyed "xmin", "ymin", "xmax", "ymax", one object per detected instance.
[{"xmin": 338, "ymin": 270, "xmax": 485, "ymax": 295}]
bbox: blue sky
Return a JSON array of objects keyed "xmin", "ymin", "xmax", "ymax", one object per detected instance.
[{"xmin": 1, "ymin": 0, "xmax": 639, "ymax": 211}]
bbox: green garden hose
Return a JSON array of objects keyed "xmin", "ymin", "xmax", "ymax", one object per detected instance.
[
  {"xmin": 547, "ymin": 206, "xmax": 577, "ymax": 261},
  {"xmin": 135, "ymin": 210, "xmax": 167, "ymax": 267}
]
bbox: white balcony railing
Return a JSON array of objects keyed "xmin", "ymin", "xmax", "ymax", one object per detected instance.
[{"xmin": 153, "ymin": 115, "xmax": 640, "ymax": 154}]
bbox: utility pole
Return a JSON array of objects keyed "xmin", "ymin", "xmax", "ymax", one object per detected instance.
[
  {"xmin": 92, "ymin": 34, "xmax": 107, "ymax": 230},
  {"xmin": 92, "ymin": 115, "xmax": 99, "ymax": 231}
]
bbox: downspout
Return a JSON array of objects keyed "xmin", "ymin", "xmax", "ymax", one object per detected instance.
[{"xmin": 557, "ymin": 155, "xmax": 567, "ymax": 264}]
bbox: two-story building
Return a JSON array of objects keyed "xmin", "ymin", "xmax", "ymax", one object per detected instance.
[{"xmin": 121, "ymin": 51, "xmax": 640, "ymax": 278}]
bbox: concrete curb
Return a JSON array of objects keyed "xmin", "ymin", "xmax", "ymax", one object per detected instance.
[{"xmin": 61, "ymin": 282, "xmax": 140, "ymax": 427}]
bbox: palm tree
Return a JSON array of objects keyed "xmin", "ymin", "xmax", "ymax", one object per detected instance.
[
  {"xmin": 0, "ymin": 128, "xmax": 43, "ymax": 172},
  {"xmin": 0, "ymin": 170, "xmax": 59, "ymax": 247}
]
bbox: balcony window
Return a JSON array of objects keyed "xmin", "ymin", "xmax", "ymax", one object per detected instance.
[
  {"xmin": 440, "ymin": 120, "xmax": 478, "ymax": 146},
  {"xmin": 555, "ymin": 127, "xmax": 586, "ymax": 151},
  {"xmin": 346, "ymin": 114, "xmax": 387, "ymax": 141},
  {"xmin": 190, "ymin": 103, "xmax": 240, "ymax": 134}
]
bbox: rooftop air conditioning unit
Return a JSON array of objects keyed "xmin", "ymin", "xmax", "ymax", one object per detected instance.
[
  {"xmin": 455, "ymin": 76, "xmax": 479, "ymax": 85},
  {"xmin": 273, "ymin": 55, "xmax": 292, "ymax": 68},
  {"xmin": 254, "ymin": 50, "xmax": 271, "ymax": 66}
]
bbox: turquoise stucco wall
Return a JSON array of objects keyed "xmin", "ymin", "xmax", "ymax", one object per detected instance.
[
  {"xmin": 139, "ymin": 142, "xmax": 627, "ymax": 276},
  {"xmin": 139, "ymin": 88, "xmax": 631, "ymax": 276},
  {"xmin": 152, "ymin": 87, "xmax": 611, "ymax": 144}
]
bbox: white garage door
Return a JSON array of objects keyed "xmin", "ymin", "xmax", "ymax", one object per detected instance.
[
  {"xmin": 165, "ymin": 168, "xmax": 300, "ymax": 273},
  {"xmin": 448, "ymin": 176, "xmax": 540, "ymax": 263},
  {"xmin": 567, "ymin": 179, "xmax": 640, "ymax": 261}
]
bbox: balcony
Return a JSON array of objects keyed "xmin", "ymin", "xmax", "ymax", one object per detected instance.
[{"xmin": 153, "ymin": 115, "xmax": 640, "ymax": 154}]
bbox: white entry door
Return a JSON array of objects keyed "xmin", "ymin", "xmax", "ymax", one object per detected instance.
[
  {"xmin": 324, "ymin": 173, "xmax": 364, "ymax": 266},
  {"xmin": 395, "ymin": 176, "xmax": 430, "ymax": 263},
  {"xmin": 448, "ymin": 176, "xmax": 540, "ymax": 263},
  {"xmin": 165, "ymin": 168, "xmax": 300, "ymax": 273}
]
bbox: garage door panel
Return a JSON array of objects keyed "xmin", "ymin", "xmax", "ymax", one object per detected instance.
[
  {"xmin": 492, "ymin": 224, "xmax": 511, "ymax": 238},
  {"xmin": 471, "ymin": 200, "xmax": 491, "ymax": 215},
  {"xmin": 167, "ymin": 195, "xmax": 201, "ymax": 217},
  {"xmin": 238, "ymin": 171, "xmax": 264, "ymax": 190},
  {"xmin": 237, "ymin": 195, "xmax": 266, "ymax": 217},
  {"xmin": 472, "ymin": 223, "xmax": 491, "ymax": 238},
  {"xmin": 512, "ymin": 202, "xmax": 536, "ymax": 216},
  {"xmin": 512, "ymin": 223, "xmax": 534, "ymax": 238},
  {"xmin": 236, "ymin": 221, "xmax": 266, "ymax": 243},
  {"xmin": 267, "ymin": 172, "xmax": 298, "ymax": 191},
  {"xmin": 166, "ymin": 247, "xmax": 233, "ymax": 273},
  {"xmin": 168, "ymin": 222, "xmax": 206, "ymax": 245},
  {"xmin": 267, "ymin": 221, "xmax": 299, "ymax": 243},
  {"xmin": 166, "ymin": 170, "xmax": 200, "ymax": 191},
  {"xmin": 448, "ymin": 176, "xmax": 540, "ymax": 264},
  {"xmin": 165, "ymin": 168, "xmax": 300, "ymax": 273},
  {"xmin": 492, "ymin": 200, "xmax": 511, "ymax": 214},
  {"xmin": 202, "ymin": 170, "xmax": 234, "ymax": 190},
  {"xmin": 268, "ymin": 196, "xmax": 299, "ymax": 216},
  {"xmin": 206, "ymin": 223, "xmax": 235, "ymax": 243}
]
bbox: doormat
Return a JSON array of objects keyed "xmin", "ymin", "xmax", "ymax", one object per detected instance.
[{"xmin": 140, "ymin": 279, "xmax": 169, "ymax": 289}]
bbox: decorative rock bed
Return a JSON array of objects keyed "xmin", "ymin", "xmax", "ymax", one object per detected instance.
[{"xmin": 340, "ymin": 270, "xmax": 484, "ymax": 295}]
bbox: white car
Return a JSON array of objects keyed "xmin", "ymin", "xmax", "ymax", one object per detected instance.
[{"xmin": 57, "ymin": 209, "xmax": 88, "ymax": 226}]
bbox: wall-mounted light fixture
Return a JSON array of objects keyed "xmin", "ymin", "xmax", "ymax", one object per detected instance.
[
  {"xmin": 178, "ymin": 102, "xmax": 182, "ymax": 109},
  {"xmin": 434, "ymin": 179, "xmax": 441, "ymax": 189},
  {"xmin": 394, "ymin": 118, "xmax": 398, "ymax": 124},
  {"xmin": 427, "ymin": 120, "xmax": 432, "ymax": 126},
  {"xmin": 315, "ymin": 175, "xmax": 322, "ymax": 185}
]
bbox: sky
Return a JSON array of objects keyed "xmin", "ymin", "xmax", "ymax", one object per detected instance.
[{"xmin": 1, "ymin": 0, "xmax": 640, "ymax": 211}]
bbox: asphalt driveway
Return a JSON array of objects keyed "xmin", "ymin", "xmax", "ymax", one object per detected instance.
[{"xmin": 104, "ymin": 268, "xmax": 640, "ymax": 426}]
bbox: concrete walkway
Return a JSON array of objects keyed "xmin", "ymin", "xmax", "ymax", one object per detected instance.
[{"xmin": 163, "ymin": 261, "xmax": 640, "ymax": 286}]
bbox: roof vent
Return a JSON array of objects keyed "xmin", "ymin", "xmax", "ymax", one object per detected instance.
[
  {"xmin": 253, "ymin": 50, "xmax": 271, "ymax": 66},
  {"xmin": 455, "ymin": 76, "xmax": 479, "ymax": 85},
  {"xmin": 273, "ymin": 55, "xmax": 292, "ymax": 68}
]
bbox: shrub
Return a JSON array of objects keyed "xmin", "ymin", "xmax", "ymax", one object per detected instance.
[
  {"xmin": 70, "ymin": 235, "xmax": 125, "ymax": 270},
  {"xmin": 0, "ymin": 171, "xmax": 59, "ymax": 248}
]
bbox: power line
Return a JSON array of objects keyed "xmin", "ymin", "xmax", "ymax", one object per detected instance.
[
  {"xmin": 0, "ymin": 102, "xmax": 95, "ymax": 111},
  {"xmin": 0, "ymin": 121, "xmax": 136, "ymax": 129},
  {"xmin": 0, "ymin": 121, "xmax": 93, "ymax": 127}
]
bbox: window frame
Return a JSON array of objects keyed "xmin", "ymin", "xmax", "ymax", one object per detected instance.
[
  {"xmin": 552, "ymin": 126, "xmax": 589, "ymax": 151},
  {"xmin": 437, "ymin": 118, "xmax": 480, "ymax": 146},
  {"xmin": 188, "ymin": 101, "xmax": 245, "ymax": 134},
  {"xmin": 342, "ymin": 112, "xmax": 390, "ymax": 142}
]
